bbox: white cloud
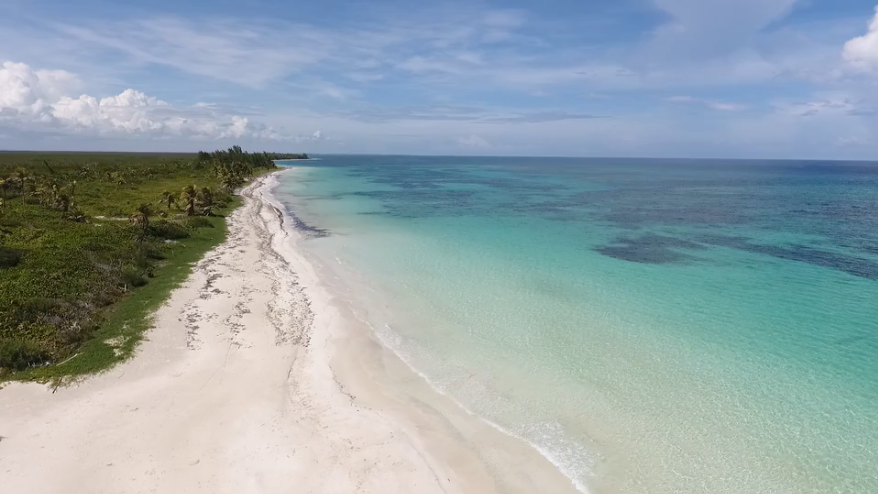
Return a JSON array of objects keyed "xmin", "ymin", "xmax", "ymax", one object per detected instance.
[
  {"xmin": 346, "ymin": 72, "xmax": 385, "ymax": 83},
  {"xmin": 481, "ymin": 10, "xmax": 526, "ymax": 42},
  {"xmin": 483, "ymin": 10, "xmax": 526, "ymax": 29},
  {"xmin": 397, "ymin": 56, "xmax": 463, "ymax": 74},
  {"xmin": 666, "ymin": 95, "xmax": 744, "ymax": 111},
  {"xmin": 649, "ymin": 0, "xmax": 798, "ymax": 60},
  {"xmin": 843, "ymin": 7, "xmax": 878, "ymax": 71},
  {"xmin": 774, "ymin": 95, "xmax": 867, "ymax": 117},
  {"xmin": 0, "ymin": 61, "xmax": 79, "ymax": 121},
  {"xmin": 295, "ymin": 130, "xmax": 328, "ymax": 142},
  {"xmin": 836, "ymin": 136, "xmax": 868, "ymax": 147},
  {"xmin": 330, "ymin": 106, "xmax": 601, "ymax": 123},
  {"xmin": 0, "ymin": 61, "xmax": 282, "ymax": 140},
  {"xmin": 458, "ymin": 134, "xmax": 491, "ymax": 148},
  {"xmin": 29, "ymin": 10, "xmax": 528, "ymax": 90},
  {"xmin": 454, "ymin": 51, "xmax": 484, "ymax": 65},
  {"xmin": 653, "ymin": 0, "xmax": 797, "ymax": 32},
  {"xmin": 0, "ymin": 4, "xmax": 846, "ymax": 101},
  {"xmin": 53, "ymin": 19, "xmax": 325, "ymax": 89},
  {"xmin": 316, "ymin": 84, "xmax": 357, "ymax": 101},
  {"xmin": 706, "ymin": 102, "xmax": 744, "ymax": 111},
  {"xmin": 1, "ymin": 5, "xmax": 872, "ymax": 157}
]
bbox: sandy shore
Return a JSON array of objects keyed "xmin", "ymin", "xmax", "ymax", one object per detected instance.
[{"xmin": 0, "ymin": 172, "xmax": 580, "ymax": 494}]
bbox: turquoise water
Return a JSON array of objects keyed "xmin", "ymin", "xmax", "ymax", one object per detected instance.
[{"xmin": 273, "ymin": 157, "xmax": 878, "ymax": 494}]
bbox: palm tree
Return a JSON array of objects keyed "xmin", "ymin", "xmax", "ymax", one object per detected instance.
[
  {"xmin": 197, "ymin": 187, "xmax": 215, "ymax": 216},
  {"xmin": 219, "ymin": 173, "xmax": 237, "ymax": 193},
  {"xmin": 106, "ymin": 171, "xmax": 126, "ymax": 185},
  {"xmin": 49, "ymin": 180, "xmax": 60, "ymax": 205},
  {"xmin": 55, "ymin": 194, "xmax": 71, "ymax": 214},
  {"xmin": 180, "ymin": 185, "xmax": 198, "ymax": 216},
  {"xmin": 64, "ymin": 206, "xmax": 86, "ymax": 223},
  {"xmin": 159, "ymin": 190, "xmax": 176, "ymax": 210},
  {"xmin": 129, "ymin": 204, "xmax": 153, "ymax": 244},
  {"xmin": 30, "ymin": 179, "xmax": 50, "ymax": 206},
  {"xmin": 13, "ymin": 168, "xmax": 29, "ymax": 203}
]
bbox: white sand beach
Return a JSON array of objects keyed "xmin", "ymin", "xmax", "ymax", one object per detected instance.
[{"xmin": 0, "ymin": 172, "xmax": 579, "ymax": 494}]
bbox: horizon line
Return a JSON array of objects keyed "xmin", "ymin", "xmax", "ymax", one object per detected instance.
[{"xmin": 1, "ymin": 149, "xmax": 877, "ymax": 164}]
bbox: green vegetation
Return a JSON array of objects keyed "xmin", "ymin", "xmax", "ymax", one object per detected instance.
[{"xmin": 0, "ymin": 148, "xmax": 286, "ymax": 382}]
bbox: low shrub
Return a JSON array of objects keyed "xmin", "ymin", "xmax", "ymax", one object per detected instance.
[
  {"xmin": 149, "ymin": 220, "xmax": 190, "ymax": 240},
  {"xmin": 184, "ymin": 216, "xmax": 213, "ymax": 229},
  {"xmin": 119, "ymin": 266, "xmax": 148, "ymax": 289},
  {"xmin": 0, "ymin": 338, "xmax": 50, "ymax": 371},
  {"xmin": 0, "ymin": 248, "xmax": 23, "ymax": 268}
]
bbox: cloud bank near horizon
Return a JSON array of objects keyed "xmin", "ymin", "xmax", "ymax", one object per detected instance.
[{"xmin": 0, "ymin": 61, "xmax": 319, "ymax": 142}]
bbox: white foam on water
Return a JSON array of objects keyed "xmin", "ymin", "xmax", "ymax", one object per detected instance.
[
  {"xmin": 372, "ymin": 321, "xmax": 595, "ymax": 494},
  {"xmin": 264, "ymin": 170, "xmax": 596, "ymax": 493}
]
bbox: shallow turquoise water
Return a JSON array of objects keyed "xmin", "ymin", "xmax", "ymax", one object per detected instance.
[{"xmin": 273, "ymin": 157, "xmax": 878, "ymax": 493}]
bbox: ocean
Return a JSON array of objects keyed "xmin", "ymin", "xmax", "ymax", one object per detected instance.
[{"xmin": 271, "ymin": 156, "xmax": 878, "ymax": 494}]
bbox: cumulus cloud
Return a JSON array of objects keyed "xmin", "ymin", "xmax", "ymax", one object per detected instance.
[
  {"xmin": 843, "ymin": 7, "xmax": 878, "ymax": 71},
  {"xmin": 0, "ymin": 61, "xmax": 281, "ymax": 140},
  {"xmin": 0, "ymin": 61, "xmax": 79, "ymax": 122}
]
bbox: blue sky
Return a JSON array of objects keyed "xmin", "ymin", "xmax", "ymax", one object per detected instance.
[{"xmin": 2, "ymin": 0, "xmax": 878, "ymax": 158}]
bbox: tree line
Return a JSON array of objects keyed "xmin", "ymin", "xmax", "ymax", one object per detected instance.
[
  {"xmin": 198, "ymin": 146, "xmax": 306, "ymax": 194},
  {"xmin": 0, "ymin": 147, "xmax": 288, "ymax": 238}
]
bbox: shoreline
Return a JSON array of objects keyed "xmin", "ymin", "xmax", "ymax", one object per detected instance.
[
  {"xmin": 0, "ymin": 170, "xmax": 580, "ymax": 494},
  {"xmin": 259, "ymin": 169, "xmax": 586, "ymax": 493}
]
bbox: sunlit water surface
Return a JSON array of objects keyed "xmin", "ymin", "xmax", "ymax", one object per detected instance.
[{"xmin": 273, "ymin": 156, "xmax": 878, "ymax": 494}]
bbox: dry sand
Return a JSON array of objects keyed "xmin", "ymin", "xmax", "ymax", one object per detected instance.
[{"xmin": 0, "ymin": 173, "xmax": 580, "ymax": 494}]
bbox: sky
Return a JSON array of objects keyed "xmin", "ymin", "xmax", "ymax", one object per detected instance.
[{"xmin": 2, "ymin": 0, "xmax": 878, "ymax": 159}]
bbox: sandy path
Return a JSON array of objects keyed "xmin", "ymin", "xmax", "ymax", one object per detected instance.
[{"xmin": 0, "ymin": 174, "xmax": 581, "ymax": 494}]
